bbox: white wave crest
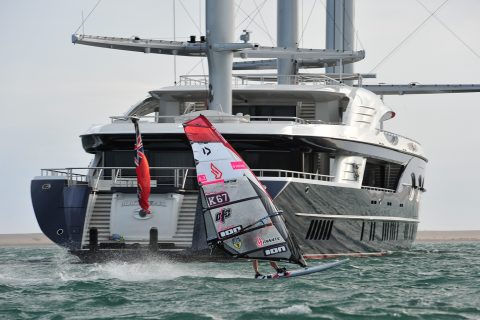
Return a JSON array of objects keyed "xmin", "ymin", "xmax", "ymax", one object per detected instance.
[
  {"xmin": 274, "ymin": 304, "xmax": 312, "ymax": 315},
  {"xmin": 59, "ymin": 260, "xmax": 247, "ymax": 282}
]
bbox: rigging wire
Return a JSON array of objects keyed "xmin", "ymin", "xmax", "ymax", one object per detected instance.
[
  {"xmin": 299, "ymin": 0, "xmax": 317, "ymax": 45},
  {"xmin": 185, "ymin": 59, "xmax": 204, "ymax": 76},
  {"xmin": 235, "ymin": 2, "xmax": 274, "ymax": 46},
  {"xmin": 73, "ymin": 0, "xmax": 103, "ymax": 35},
  {"xmin": 253, "ymin": 0, "xmax": 275, "ymax": 46},
  {"xmin": 342, "ymin": 1, "xmax": 365, "ymax": 51},
  {"xmin": 235, "ymin": 0, "xmax": 267, "ymax": 28},
  {"xmin": 235, "ymin": 1, "xmax": 267, "ymax": 29},
  {"xmin": 199, "ymin": 0, "xmax": 202, "ymax": 35},
  {"xmin": 173, "ymin": 0, "xmax": 177, "ymax": 85},
  {"xmin": 369, "ymin": 0, "xmax": 449, "ymax": 73},
  {"xmin": 416, "ymin": 0, "xmax": 480, "ymax": 59},
  {"xmin": 178, "ymin": 0, "xmax": 202, "ymax": 34},
  {"xmin": 301, "ymin": 0, "xmax": 303, "ymax": 47},
  {"xmin": 81, "ymin": 11, "xmax": 85, "ymax": 35}
]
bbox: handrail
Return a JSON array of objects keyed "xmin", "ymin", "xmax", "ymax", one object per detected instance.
[
  {"xmin": 178, "ymin": 74, "xmax": 343, "ymax": 87},
  {"xmin": 181, "ymin": 168, "xmax": 189, "ymax": 189},
  {"xmin": 361, "ymin": 186, "xmax": 395, "ymax": 193},
  {"xmin": 109, "ymin": 114, "xmax": 344, "ymax": 126},
  {"xmin": 252, "ymin": 169, "xmax": 334, "ymax": 182},
  {"xmin": 39, "ymin": 167, "xmax": 402, "ymax": 194},
  {"xmin": 40, "ymin": 167, "xmax": 337, "ymax": 186},
  {"xmin": 93, "ymin": 168, "xmax": 104, "ymax": 192}
]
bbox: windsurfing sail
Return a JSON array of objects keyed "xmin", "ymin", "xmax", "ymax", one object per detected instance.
[
  {"xmin": 132, "ymin": 116, "xmax": 151, "ymax": 216},
  {"xmin": 183, "ymin": 115, "xmax": 306, "ymax": 267}
]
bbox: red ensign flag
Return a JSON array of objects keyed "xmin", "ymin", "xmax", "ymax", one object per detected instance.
[{"xmin": 132, "ymin": 117, "xmax": 151, "ymax": 216}]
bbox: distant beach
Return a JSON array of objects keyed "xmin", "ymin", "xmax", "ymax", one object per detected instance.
[
  {"xmin": 1, "ymin": 231, "xmax": 480, "ymax": 247},
  {"xmin": 415, "ymin": 230, "xmax": 480, "ymax": 242},
  {"xmin": 0, "ymin": 233, "xmax": 54, "ymax": 247}
]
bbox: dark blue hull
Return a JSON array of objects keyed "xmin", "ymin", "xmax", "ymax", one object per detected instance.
[{"xmin": 31, "ymin": 178, "xmax": 90, "ymax": 250}]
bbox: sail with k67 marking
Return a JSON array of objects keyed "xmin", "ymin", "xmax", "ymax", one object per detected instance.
[{"xmin": 183, "ymin": 115, "xmax": 306, "ymax": 267}]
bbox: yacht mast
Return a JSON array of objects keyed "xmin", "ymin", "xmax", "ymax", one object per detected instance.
[
  {"xmin": 326, "ymin": 0, "xmax": 354, "ymax": 77},
  {"xmin": 205, "ymin": 0, "xmax": 234, "ymax": 114},
  {"xmin": 277, "ymin": 0, "xmax": 299, "ymax": 84}
]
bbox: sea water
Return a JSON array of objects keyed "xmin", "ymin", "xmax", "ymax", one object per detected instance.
[{"xmin": 0, "ymin": 242, "xmax": 479, "ymax": 319}]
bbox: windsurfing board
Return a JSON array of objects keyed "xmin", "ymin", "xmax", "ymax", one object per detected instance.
[{"xmin": 255, "ymin": 259, "xmax": 349, "ymax": 280}]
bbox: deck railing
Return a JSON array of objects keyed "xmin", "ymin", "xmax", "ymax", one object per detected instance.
[
  {"xmin": 40, "ymin": 167, "xmax": 336, "ymax": 188},
  {"xmin": 40, "ymin": 167, "xmax": 197, "ymax": 190},
  {"xmin": 252, "ymin": 169, "xmax": 334, "ymax": 182},
  {"xmin": 109, "ymin": 114, "xmax": 344, "ymax": 126},
  {"xmin": 361, "ymin": 186, "xmax": 396, "ymax": 193},
  {"xmin": 40, "ymin": 167, "xmax": 401, "ymax": 193},
  {"xmin": 178, "ymin": 74, "xmax": 343, "ymax": 87}
]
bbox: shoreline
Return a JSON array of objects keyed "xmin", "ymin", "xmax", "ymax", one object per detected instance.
[{"xmin": 1, "ymin": 231, "xmax": 480, "ymax": 247}]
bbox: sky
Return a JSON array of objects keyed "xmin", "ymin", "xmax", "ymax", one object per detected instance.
[{"xmin": 0, "ymin": 0, "xmax": 479, "ymax": 234}]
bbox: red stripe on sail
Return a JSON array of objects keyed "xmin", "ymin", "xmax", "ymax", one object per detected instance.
[
  {"xmin": 183, "ymin": 115, "xmax": 273, "ymax": 200},
  {"xmin": 183, "ymin": 115, "xmax": 227, "ymax": 143}
]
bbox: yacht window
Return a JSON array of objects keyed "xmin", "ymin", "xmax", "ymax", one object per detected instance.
[
  {"xmin": 233, "ymin": 105, "xmax": 296, "ymax": 118},
  {"xmin": 362, "ymin": 160, "xmax": 404, "ymax": 190},
  {"xmin": 241, "ymin": 150, "xmax": 302, "ymax": 173}
]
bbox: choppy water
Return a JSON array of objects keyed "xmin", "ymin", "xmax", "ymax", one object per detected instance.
[{"xmin": 1, "ymin": 242, "xmax": 479, "ymax": 320}]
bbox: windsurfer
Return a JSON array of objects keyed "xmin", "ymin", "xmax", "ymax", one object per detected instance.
[{"xmin": 253, "ymin": 260, "xmax": 287, "ymax": 278}]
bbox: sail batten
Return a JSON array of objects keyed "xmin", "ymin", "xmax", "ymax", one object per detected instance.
[{"xmin": 183, "ymin": 115, "xmax": 306, "ymax": 267}]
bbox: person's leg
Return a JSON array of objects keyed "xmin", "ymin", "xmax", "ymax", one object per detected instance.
[
  {"xmin": 253, "ymin": 259, "xmax": 261, "ymax": 275},
  {"xmin": 270, "ymin": 261, "xmax": 287, "ymax": 274}
]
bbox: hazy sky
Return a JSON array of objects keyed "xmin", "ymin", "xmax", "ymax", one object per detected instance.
[{"xmin": 1, "ymin": 0, "xmax": 479, "ymax": 234}]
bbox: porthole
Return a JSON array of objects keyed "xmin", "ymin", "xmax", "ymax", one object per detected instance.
[
  {"xmin": 56, "ymin": 228, "xmax": 64, "ymax": 235},
  {"xmin": 305, "ymin": 186, "xmax": 310, "ymax": 194}
]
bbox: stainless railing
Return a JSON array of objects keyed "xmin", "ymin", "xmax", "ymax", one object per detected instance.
[
  {"xmin": 361, "ymin": 186, "xmax": 395, "ymax": 193},
  {"xmin": 40, "ymin": 167, "xmax": 197, "ymax": 190},
  {"xmin": 40, "ymin": 167, "xmax": 400, "ymax": 193},
  {"xmin": 252, "ymin": 169, "xmax": 334, "ymax": 182},
  {"xmin": 40, "ymin": 167, "xmax": 336, "ymax": 187},
  {"xmin": 109, "ymin": 114, "xmax": 344, "ymax": 126},
  {"xmin": 178, "ymin": 74, "xmax": 343, "ymax": 87}
]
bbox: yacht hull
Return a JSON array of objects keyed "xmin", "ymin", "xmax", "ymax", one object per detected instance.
[
  {"xmin": 31, "ymin": 177, "xmax": 420, "ymax": 262},
  {"xmin": 31, "ymin": 178, "xmax": 90, "ymax": 250},
  {"xmin": 268, "ymin": 181, "xmax": 419, "ymax": 255}
]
